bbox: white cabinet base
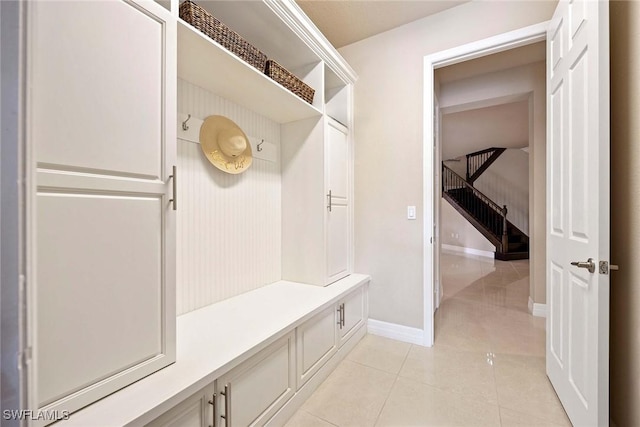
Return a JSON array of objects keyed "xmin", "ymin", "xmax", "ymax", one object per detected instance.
[{"xmin": 266, "ymin": 325, "xmax": 366, "ymax": 427}]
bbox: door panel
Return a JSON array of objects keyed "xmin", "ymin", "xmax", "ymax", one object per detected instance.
[
  {"xmin": 327, "ymin": 121, "xmax": 348, "ymax": 199},
  {"xmin": 296, "ymin": 306, "xmax": 338, "ymax": 388},
  {"xmin": 32, "ymin": 0, "xmax": 164, "ymax": 179},
  {"xmin": 339, "ymin": 288, "xmax": 364, "ymax": 346},
  {"xmin": 217, "ymin": 333, "xmax": 295, "ymax": 427},
  {"xmin": 546, "ymin": 1, "xmax": 610, "ymax": 425},
  {"xmin": 36, "ymin": 192, "xmax": 163, "ymax": 405},
  {"xmin": 327, "ymin": 204, "xmax": 349, "ymax": 282},
  {"xmin": 147, "ymin": 384, "xmax": 215, "ymax": 427}
]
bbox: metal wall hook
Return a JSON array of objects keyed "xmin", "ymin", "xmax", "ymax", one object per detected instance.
[
  {"xmin": 182, "ymin": 114, "xmax": 191, "ymax": 131},
  {"xmin": 257, "ymin": 139, "xmax": 264, "ymax": 152}
]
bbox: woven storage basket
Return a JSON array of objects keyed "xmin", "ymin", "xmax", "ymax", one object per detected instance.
[
  {"xmin": 265, "ymin": 60, "xmax": 315, "ymax": 105},
  {"xmin": 179, "ymin": 0, "xmax": 267, "ymax": 72}
]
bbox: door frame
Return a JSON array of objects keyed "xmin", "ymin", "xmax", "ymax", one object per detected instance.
[{"xmin": 422, "ymin": 22, "xmax": 549, "ymax": 346}]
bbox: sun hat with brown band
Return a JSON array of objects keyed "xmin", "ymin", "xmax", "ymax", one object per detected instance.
[{"xmin": 199, "ymin": 115, "xmax": 253, "ymax": 174}]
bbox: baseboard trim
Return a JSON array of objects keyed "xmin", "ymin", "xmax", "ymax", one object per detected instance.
[
  {"xmin": 528, "ymin": 296, "xmax": 547, "ymax": 318},
  {"xmin": 367, "ymin": 319, "xmax": 424, "ymax": 345},
  {"xmin": 441, "ymin": 244, "xmax": 494, "ymax": 259}
]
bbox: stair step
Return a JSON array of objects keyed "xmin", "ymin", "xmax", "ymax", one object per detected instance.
[{"xmin": 495, "ymin": 251, "xmax": 530, "ymax": 261}]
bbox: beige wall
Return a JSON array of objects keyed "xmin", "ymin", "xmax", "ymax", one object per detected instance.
[
  {"xmin": 440, "ymin": 200, "xmax": 495, "ymax": 253},
  {"xmin": 340, "ymin": 1, "xmax": 556, "ymax": 328},
  {"xmin": 610, "ymin": 1, "xmax": 640, "ymax": 425}
]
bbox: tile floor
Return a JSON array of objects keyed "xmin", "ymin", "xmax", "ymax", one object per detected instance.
[{"xmin": 285, "ymin": 253, "xmax": 571, "ymax": 427}]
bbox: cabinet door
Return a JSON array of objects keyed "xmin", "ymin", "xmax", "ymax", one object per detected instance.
[
  {"xmin": 216, "ymin": 333, "xmax": 295, "ymax": 426},
  {"xmin": 147, "ymin": 383, "xmax": 216, "ymax": 427},
  {"xmin": 326, "ymin": 119, "xmax": 350, "ymax": 283},
  {"xmin": 29, "ymin": 0, "xmax": 176, "ymax": 419},
  {"xmin": 339, "ymin": 287, "xmax": 365, "ymax": 346},
  {"xmin": 296, "ymin": 306, "xmax": 338, "ymax": 388}
]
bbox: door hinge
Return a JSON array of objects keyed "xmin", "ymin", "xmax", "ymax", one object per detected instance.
[{"xmin": 599, "ymin": 261, "xmax": 620, "ymax": 275}]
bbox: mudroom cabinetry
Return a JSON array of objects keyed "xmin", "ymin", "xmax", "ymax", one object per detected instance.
[
  {"xmin": 149, "ymin": 332, "xmax": 296, "ymax": 427},
  {"xmin": 146, "ymin": 383, "xmax": 215, "ymax": 427},
  {"xmin": 172, "ymin": 0, "xmax": 357, "ymax": 288},
  {"xmin": 27, "ymin": 0, "xmax": 176, "ymax": 420},
  {"xmin": 22, "ymin": 0, "xmax": 362, "ymax": 425},
  {"xmin": 337, "ymin": 286, "xmax": 366, "ymax": 347}
]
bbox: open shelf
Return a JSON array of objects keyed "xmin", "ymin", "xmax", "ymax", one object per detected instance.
[
  {"xmin": 177, "ymin": 20, "xmax": 323, "ymax": 124},
  {"xmin": 192, "ymin": 0, "xmax": 321, "ymax": 71}
]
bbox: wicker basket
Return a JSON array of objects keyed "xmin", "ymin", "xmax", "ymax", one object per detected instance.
[
  {"xmin": 179, "ymin": 0, "xmax": 267, "ymax": 72},
  {"xmin": 265, "ymin": 60, "xmax": 315, "ymax": 105}
]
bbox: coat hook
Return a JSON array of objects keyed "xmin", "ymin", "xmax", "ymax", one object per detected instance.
[
  {"xmin": 182, "ymin": 114, "xmax": 191, "ymax": 131},
  {"xmin": 257, "ymin": 139, "xmax": 264, "ymax": 152}
]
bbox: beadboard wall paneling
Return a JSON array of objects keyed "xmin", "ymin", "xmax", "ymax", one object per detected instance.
[{"xmin": 177, "ymin": 79, "xmax": 281, "ymax": 315}]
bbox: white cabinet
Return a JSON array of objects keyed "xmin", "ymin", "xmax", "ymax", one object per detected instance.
[
  {"xmin": 28, "ymin": 0, "xmax": 176, "ymax": 420},
  {"xmin": 296, "ymin": 306, "xmax": 339, "ymax": 389},
  {"xmin": 326, "ymin": 119, "xmax": 351, "ymax": 283},
  {"xmin": 147, "ymin": 384, "xmax": 216, "ymax": 427},
  {"xmin": 282, "ymin": 115, "xmax": 353, "ymax": 287},
  {"xmin": 338, "ymin": 287, "xmax": 365, "ymax": 347},
  {"xmin": 215, "ymin": 333, "xmax": 296, "ymax": 427}
]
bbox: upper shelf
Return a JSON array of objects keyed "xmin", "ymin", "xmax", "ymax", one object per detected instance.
[{"xmin": 177, "ymin": 19, "xmax": 323, "ymax": 124}]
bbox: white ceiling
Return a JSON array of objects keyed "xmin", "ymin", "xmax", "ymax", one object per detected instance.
[
  {"xmin": 296, "ymin": 0, "xmax": 470, "ymax": 48},
  {"xmin": 442, "ymin": 101, "xmax": 530, "ymax": 160}
]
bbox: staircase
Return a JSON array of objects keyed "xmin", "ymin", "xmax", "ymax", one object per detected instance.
[{"xmin": 442, "ymin": 148, "xmax": 529, "ymax": 260}]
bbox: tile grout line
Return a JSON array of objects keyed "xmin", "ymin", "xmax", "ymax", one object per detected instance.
[
  {"xmin": 371, "ymin": 345, "xmax": 412, "ymax": 427},
  {"xmin": 301, "ymin": 409, "xmax": 340, "ymax": 427}
]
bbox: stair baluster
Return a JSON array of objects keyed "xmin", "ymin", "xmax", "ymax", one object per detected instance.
[{"xmin": 442, "ymin": 164, "xmax": 528, "ymax": 260}]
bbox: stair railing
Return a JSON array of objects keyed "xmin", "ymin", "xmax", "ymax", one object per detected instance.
[
  {"xmin": 442, "ymin": 164, "xmax": 508, "ymax": 250},
  {"xmin": 466, "ymin": 147, "xmax": 506, "ymax": 184}
]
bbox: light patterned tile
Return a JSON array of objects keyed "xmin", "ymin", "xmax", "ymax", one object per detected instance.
[
  {"xmin": 493, "ymin": 354, "xmax": 571, "ymax": 426},
  {"xmin": 399, "ymin": 344, "xmax": 498, "ymax": 404},
  {"xmin": 347, "ymin": 334, "xmax": 411, "ymax": 374},
  {"xmin": 499, "ymin": 407, "xmax": 571, "ymax": 427},
  {"xmin": 375, "ymin": 376, "xmax": 501, "ymax": 427},
  {"xmin": 284, "ymin": 410, "xmax": 337, "ymax": 427},
  {"xmin": 301, "ymin": 359, "xmax": 396, "ymax": 427}
]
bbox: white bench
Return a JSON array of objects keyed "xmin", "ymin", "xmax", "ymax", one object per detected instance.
[{"xmin": 62, "ymin": 274, "xmax": 370, "ymax": 426}]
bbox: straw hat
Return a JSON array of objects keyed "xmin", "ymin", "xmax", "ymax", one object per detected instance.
[{"xmin": 199, "ymin": 115, "xmax": 253, "ymax": 174}]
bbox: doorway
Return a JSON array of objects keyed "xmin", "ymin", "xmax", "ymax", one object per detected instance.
[
  {"xmin": 435, "ymin": 41, "xmax": 545, "ymax": 312},
  {"xmin": 422, "ymin": 22, "xmax": 549, "ymax": 346}
]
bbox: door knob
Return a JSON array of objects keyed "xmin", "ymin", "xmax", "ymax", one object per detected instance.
[{"xmin": 570, "ymin": 258, "xmax": 595, "ymax": 273}]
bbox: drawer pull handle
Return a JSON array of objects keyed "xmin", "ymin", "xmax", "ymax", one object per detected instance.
[
  {"xmin": 208, "ymin": 393, "xmax": 217, "ymax": 427},
  {"xmin": 220, "ymin": 384, "xmax": 231, "ymax": 426}
]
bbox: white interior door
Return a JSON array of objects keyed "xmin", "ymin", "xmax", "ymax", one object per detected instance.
[
  {"xmin": 326, "ymin": 118, "xmax": 350, "ymax": 283},
  {"xmin": 546, "ymin": 0, "xmax": 610, "ymax": 425}
]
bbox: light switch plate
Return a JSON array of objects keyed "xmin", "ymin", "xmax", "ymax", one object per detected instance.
[{"xmin": 407, "ymin": 206, "xmax": 416, "ymax": 220}]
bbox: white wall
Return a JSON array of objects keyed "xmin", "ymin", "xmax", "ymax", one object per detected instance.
[
  {"xmin": 339, "ymin": 1, "xmax": 555, "ymax": 328},
  {"xmin": 176, "ymin": 80, "xmax": 282, "ymax": 315}
]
